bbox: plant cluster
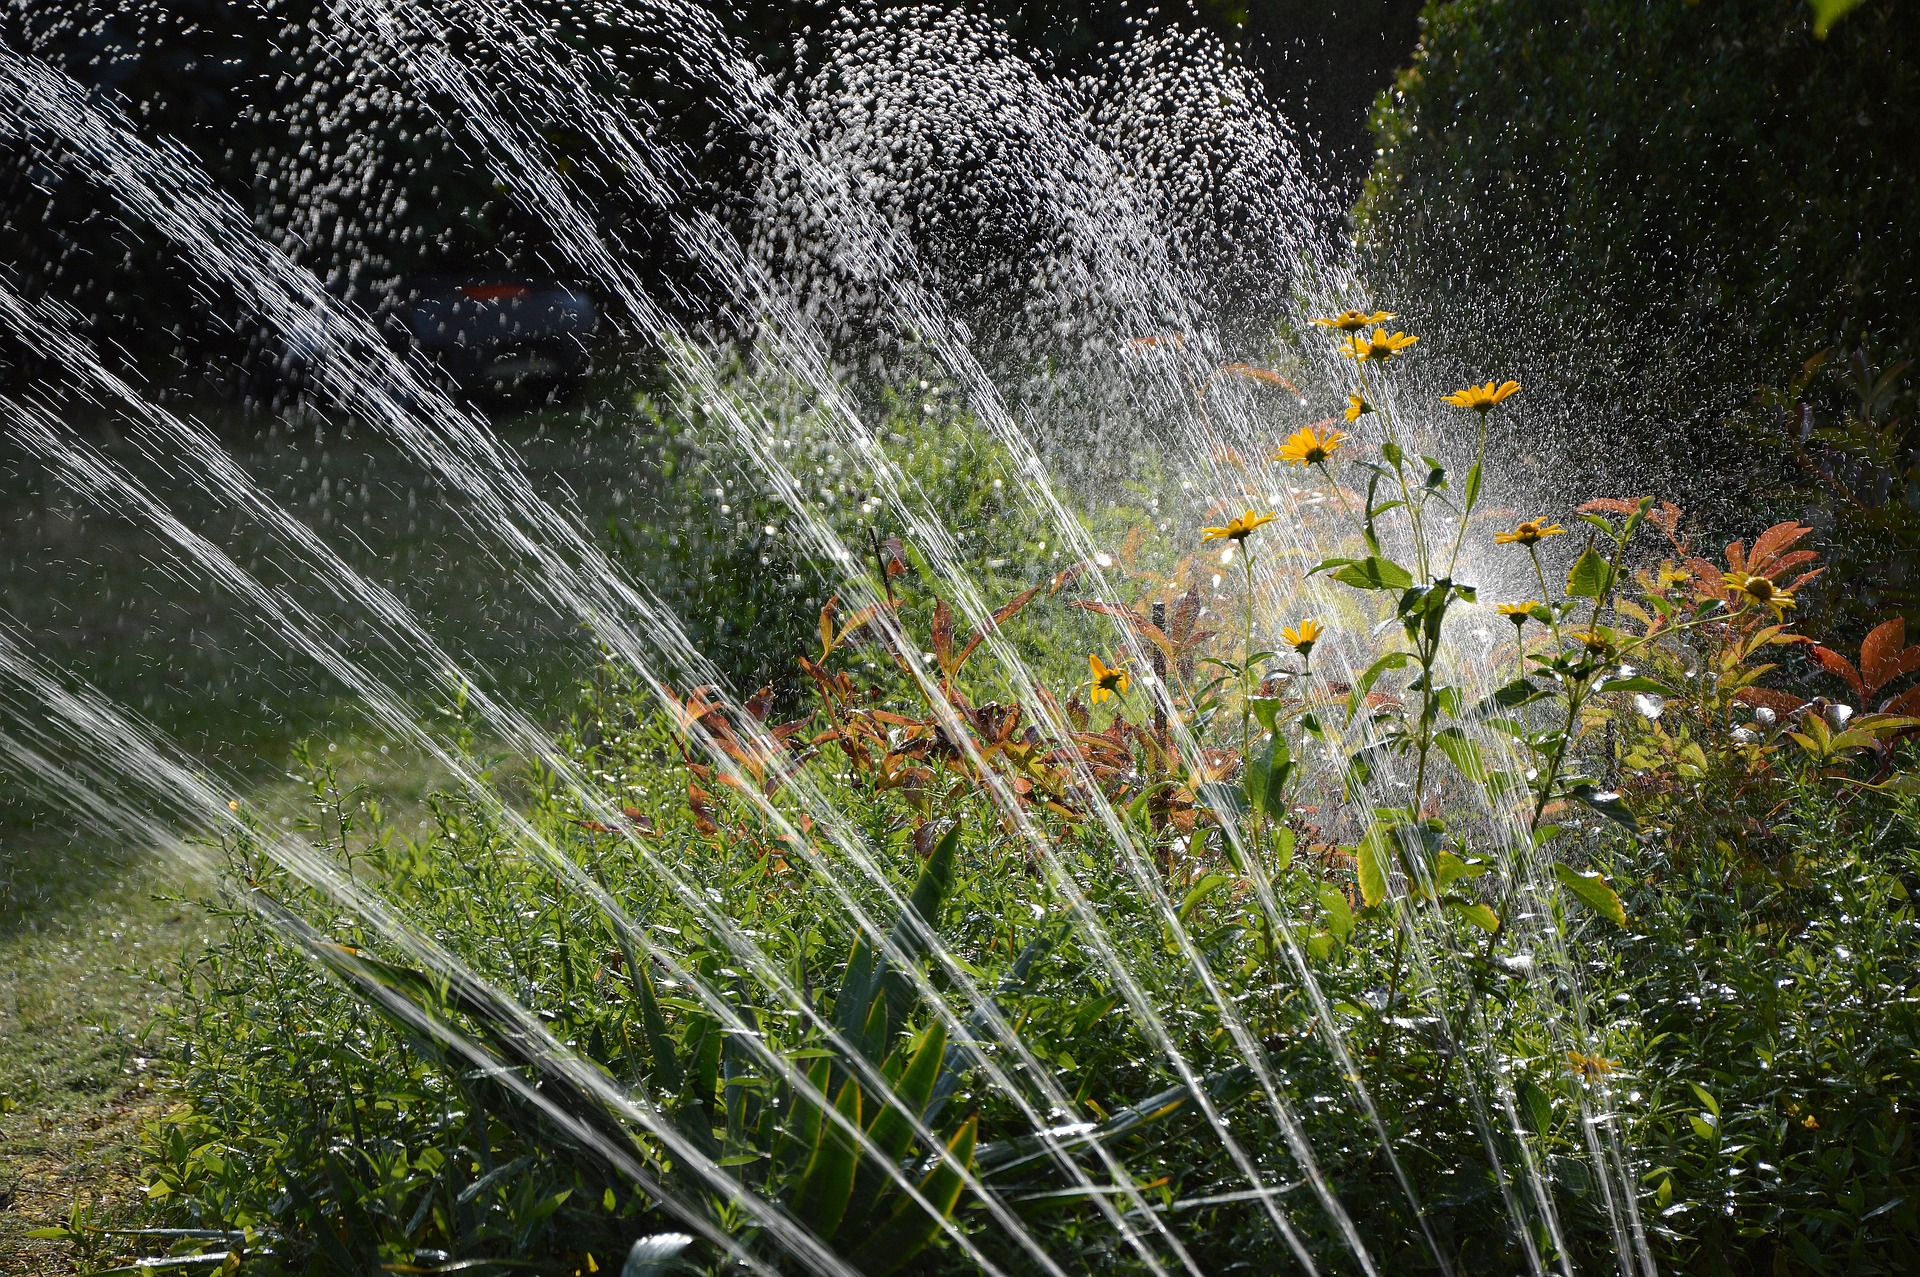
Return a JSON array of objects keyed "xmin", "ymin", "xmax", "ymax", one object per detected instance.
[{"xmin": 108, "ymin": 324, "xmax": 1920, "ymax": 1274}]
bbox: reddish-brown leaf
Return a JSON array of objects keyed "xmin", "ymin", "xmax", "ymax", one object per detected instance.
[
  {"xmin": 1860, "ymin": 617, "xmax": 1920, "ymax": 696},
  {"xmin": 1218, "ymin": 363, "xmax": 1302, "ymax": 395},
  {"xmin": 1880, "ymin": 684, "xmax": 1920, "ymax": 718},
  {"xmin": 931, "ymin": 598, "xmax": 956, "ymax": 674},
  {"xmin": 1733, "ymin": 687, "xmax": 1809, "ymax": 715},
  {"xmin": 1746, "ymin": 521, "xmax": 1814, "ymax": 574},
  {"xmin": 1808, "ymin": 644, "xmax": 1865, "ymax": 696}
]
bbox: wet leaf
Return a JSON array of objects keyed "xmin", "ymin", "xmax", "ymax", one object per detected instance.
[{"xmin": 1553, "ymin": 863, "xmax": 1627, "ymax": 926}]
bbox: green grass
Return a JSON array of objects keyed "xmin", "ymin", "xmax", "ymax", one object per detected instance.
[{"xmin": 0, "ymin": 383, "xmax": 696, "ymax": 1265}]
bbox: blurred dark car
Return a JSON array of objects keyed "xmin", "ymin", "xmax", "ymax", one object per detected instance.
[{"xmin": 385, "ymin": 276, "xmax": 599, "ymax": 401}]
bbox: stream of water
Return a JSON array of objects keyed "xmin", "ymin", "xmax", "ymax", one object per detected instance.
[{"xmin": 0, "ymin": 6, "xmax": 1654, "ymax": 1272}]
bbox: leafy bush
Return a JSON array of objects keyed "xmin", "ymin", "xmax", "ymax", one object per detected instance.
[
  {"xmin": 112, "ymin": 334, "xmax": 1920, "ymax": 1275},
  {"xmin": 1356, "ymin": 0, "xmax": 1920, "ymax": 511}
]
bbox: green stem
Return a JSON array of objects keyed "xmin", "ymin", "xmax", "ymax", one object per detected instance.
[
  {"xmin": 1444, "ymin": 411, "xmax": 1490, "ymax": 577},
  {"xmin": 1240, "ymin": 545, "xmax": 1260, "ymax": 844}
]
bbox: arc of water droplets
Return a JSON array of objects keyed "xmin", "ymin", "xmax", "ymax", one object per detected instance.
[
  {"xmin": 0, "ymin": 54, "xmax": 1193, "ymax": 1276},
  {"xmin": 0, "ymin": 624, "xmax": 798, "ymax": 1274},
  {"xmin": 333, "ymin": 2, "xmax": 1452, "ymax": 1266},
  {"xmin": 311, "ymin": 0, "xmax": 1574, "ymax": 1267},
  {"xmin": 330, "ymin": 8, "xmax": 1370, "ymax": 1270},
  {"xmin": 0, "ymin": 4, "xmax": 1651, "ymax": 1267},
  {"xmin": 0, "ymin": 277, "xmax": 1110, "ymax": 1277}
]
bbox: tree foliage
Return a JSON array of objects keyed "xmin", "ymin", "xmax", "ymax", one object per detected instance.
[{"xmin": 1356, "ymin": 0, "xmax": 1920, "ymax": 510}]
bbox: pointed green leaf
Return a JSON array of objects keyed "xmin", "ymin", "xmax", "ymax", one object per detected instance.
[
  {"xmin": 1330, "ymin": 555, "xmax": 1415, "ymax": 592},
  {"xmin": 1565, "ymin": 783, "xmax": 1638, "ymax": 831},
  {"xmin": 1445, "ymin": 899, "xmax": 1500, "ymax": 932},
  {"xmin": 1317, "ymin": 882, "xmax": 1354, "ymax": 941},
  {"xmin": 845, "ymin": 1022, "xmax": 949, "ymax": 1236},
  {"xmin": 791, "ymin": 1075, "xmax": 864, "ymax": 1241},
  {"xmin": 1565, "ymin": 546, "xmax": 1616, "ymax": 600},
  {"xmin": 847, "ymin": 1117, "xmax": 977, "ymax": 1276},
  {"xmin": 1462, "ymin": 460, "xmax": 1483, "ymax": 512},
  {"xmin": 1356, "ymin": 825, "xmax": 1392, "ymax": 908},
  {"xmin": 630, "ymin": 960, "xmax": 683, "ymax": 1094},
  {"xmin": 1553, "ymin": 863, "xmax": 1627, "ymax": 926},
  {"xmin": 1432, "ymin": 726, "xmax": 1491, "ymax": 782}
]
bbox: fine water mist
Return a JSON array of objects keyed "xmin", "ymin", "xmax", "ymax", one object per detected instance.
[{"xmin": 2, "ymin": 5, "xmax": 1663, "ymax": 1273}]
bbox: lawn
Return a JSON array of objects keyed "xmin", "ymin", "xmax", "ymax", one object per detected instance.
[{"xmin": 0, "ymin": 387, "xmax": 674, "ymax": 1261}]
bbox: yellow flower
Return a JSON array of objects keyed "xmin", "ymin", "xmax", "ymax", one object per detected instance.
[
  {"xmin": 1566, "ymin": 1050, "xmax": 1618, "ymax": 1079},
  {"xmin": 1280, "ymin": 618, "xmax": 1324, "ymax": 654},
  {"xmin": 1201, "ymin": 510, "xmax": 1278, "ymax": 543},
  {"xmin": 1441, "ymin": 379, "xmax": 1521, "ymax": 412},
  {"xmin": 1310, "ymin": 309, "xmax": 1394, "ymax": 332},
  {"xmin": 1494, "ymin": 519, "xmax": 1566, "ymax": 546},
  {"xmin": 1802, "ymin": 1113, "xmax": 1819, "ymax": 1130},
  {"xmin": 1657, "ymin": 565, "xmax": 1691, "ymax": 591},
  {"xmin": 1088, "ymin": 653, "xmax": 1130, "ymax": 703},
  {"xmin": 1496, "ymin": 600, "xmax": 1538, "ymax": 626},
  {"xmin": 1338, "ymin": 328, "xmax": 1420, "ymax": 363},
  {"xmin": 1273, "ymin": 425, "xmax": 1350, "ymax": 467},
  {"xmin": 1343, "ymin": 392, "xmax": 1371, "ymax": 422},
  {"xmin": 1723, "ymin": 570, "xmax": 1795, "ymax": 616}
]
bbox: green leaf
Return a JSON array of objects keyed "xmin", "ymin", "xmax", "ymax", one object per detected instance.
[
  {"xmin": 1462, "ymin": 460, "xmax": 1483, "ymax": 512},
  {"xmin": 1356, "ymin": 825, "xmax": 1393, "ymax": 908},
  {"xmin": 1432, "ymin": 726, "xmax": 1490, "ymax": 782},
  {"xmin": 1382, "ymin": 439, "xmax": 1405, "ymax": 466},
  {"xmin": 1273, "ymin": 825, "xmax": 1295, "ymax": 870},
  {"xmin": 880, "ymin": 824, "xmax": 961, "ymax": 1040},
  {"xmin": 1553, "ymin": 863, "xmax": 1627, "ymax": 926},
  {"xmin": 1248, "ymin": 696, "xmax": 1285, "ymax": 734},
  {"xmin": 1196, "ymin": 781, "xmax": 1249, "ymax": 822},
  {"xmin": 791, "ymin": 1075, "xmax": 864, "ymax": 1240},
  {"xmin": 1565, "ymin": 546, "xmax": 1616, "ymax": 600},
  {"xmin": 847, "ymin": 1117, "xmax": 977, "ymax": 1276},
  {"xmin": 1808, "ymin": 0, "xmax": 1864, "ymax": 37},
  {"xmin": 1596, "ymin": 674, "xmax": 1670, "ymax": 695},
  {"xmin": 845, "ymin": 1022, "xmax": 950, "ymax": 1236},
  {"xmin": 1565, "ymin": 783, "xmax": 1638, "ymax": 832},
  {"xmin": 1177, "ymin": 874, "xmax": 1231, "ymax": 927},
  {"xmin": 630, "ymin": 960, "xmax": 683, "ymax": 1094},
  {"xmin": 1445, "ymin": 900, "xmax": 1500, "ymax": 932},
  {"xmin": 1469, "ymin": 677, "xmax": 1549, "ymax": 719},
  {"xmin": 1330, "ymin": 555, "xmax": 1415, "ymax": 592},
  {"xmin": 1317, "ymin": 882, "xmax": 1354, "ymax": 941},
  {"xmin": 1348, "ymin": 652, "xmax": 1411, "ymax": 721},
  {"xmin": 1242, "ymin": 734, "xmax": 1293, "ymax": 818}
]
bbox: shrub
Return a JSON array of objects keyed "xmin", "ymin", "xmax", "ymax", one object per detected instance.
[
  {"xmin": 114, "ymin": 335, "xmax": 1920, "ymax": 1275},
  {"xmin": 1356, "ymin": 0, "xmax": 1920, "ymax": 511}
]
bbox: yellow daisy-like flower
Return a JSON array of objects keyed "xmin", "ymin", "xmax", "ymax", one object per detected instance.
[
  {"xmin": 1338, "ymin": 328, "xmax": 1420, "ymax": 364},
  {"xmin": 1343, "ymin": 392, "xmax": 1371, "ymax": 423},
  {"xmin": 1310, "ymin": 309, "xmax": 1394, "ymax": 332},
  {"xmin": 1496, "ymin": 600, "xmax": 1539, "ymax": 626},
  {"xmin": 1441, "ymin": 379, "xmax": 1522, "ymax": 413},
  {"xmin": 1802, "ymin": 1113, "xmax": 1819, "ymax": 1131},
  {"xmin": 1566, "ymin": 1050, "xmax": 1618, "ymax": 1080},
  {"xmin": 1201, "ymin": 510, "xmax": 1278, "ymax": 543},
  {"xmin": 1273, "ymin": 424, "xmax": 1350, "ymax": 467},
  {"xmin": 1494, "ymin": 519, "xmax": 1566, "ymax": 546},
  {"xmin": 1088, "ymin": 653, "xmax": 1130, "ymax": 703},
  {"xmin": 1723, "ymin": 570, "xmax": 1795, "ymax": 616},
  {"xmin": 1280, "ymin": 617, "xmax": 1324, "ymax": 654}
]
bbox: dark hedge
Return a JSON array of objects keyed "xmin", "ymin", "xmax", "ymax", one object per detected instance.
[{"xmin": 1355, "ymin": 0, "xmax": 1920, "ymax": 514}]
